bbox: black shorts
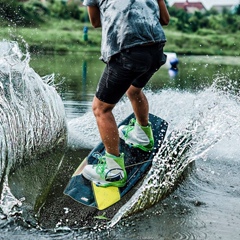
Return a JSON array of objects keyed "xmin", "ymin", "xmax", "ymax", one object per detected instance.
[{"xmin": 95, "ymin": 42, "xmax": 167, "ymax": 104}]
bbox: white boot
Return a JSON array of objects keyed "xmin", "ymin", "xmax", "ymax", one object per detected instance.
[
  {"xmin": 82, "ymin": 152, "xmax": 127, "ymax": 187},
  {"xmin": 119, "ymin": 118, "xmax": 154, "ymax": 151}
]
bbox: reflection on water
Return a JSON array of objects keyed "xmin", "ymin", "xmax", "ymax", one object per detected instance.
[
  {"xmin": 63, "ymin": 91, "xmax": 92, "ymax": 119},
  {"xmin": 62, "ymin": 60, "xmax": 93, "ymax": 119},
  {"xmin": 30, "ymin": 53, "xmax": 240, "ymax": 119}
]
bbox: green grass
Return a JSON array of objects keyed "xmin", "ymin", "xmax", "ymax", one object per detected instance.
[
  {"xmin": 163, "ymin": 28, "xmax": 240, "ymax": 56},
  {"xmin": 1, "ymin": 19, "xmax": 239, "ymax": 56},
  {"xmin": 2, "ymin": 19, "xmax": 100, "ymax": 54}
]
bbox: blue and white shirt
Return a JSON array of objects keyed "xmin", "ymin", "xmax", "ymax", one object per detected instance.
[{"xmin": 83, "ymin": 0, "xmax": 166, "ymax": 62}]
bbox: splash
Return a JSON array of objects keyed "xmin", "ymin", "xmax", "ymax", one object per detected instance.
[
  {"xmin": 108, "ymin": 76, "xmax": 240, "ymax": 226},
  {"xmin": 0, "ymin": 40, "xmax": 67, "ymax": 215},
  {"xmin": 65, "ymin": 72, "xmax": 240, "ymax": 227}
]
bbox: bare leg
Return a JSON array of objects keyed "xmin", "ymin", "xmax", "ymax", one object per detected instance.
[
  {"xmin": 92, "ymin": 96, "xmax": 119, "ymax": 156},
  {"xmin": 126, "ymin": 85, "xmax": 149, "ymax": 126}
]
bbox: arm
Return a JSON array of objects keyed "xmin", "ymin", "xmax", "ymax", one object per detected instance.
[
  {"xmin": 157, "ymin": 0, "xmax": 170, "ymax": 26},
  {"xmin": 87, "ymin": 6, "xmax": 101, "ymax": 28}
]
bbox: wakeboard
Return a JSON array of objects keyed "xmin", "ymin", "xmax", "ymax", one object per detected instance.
[{"xmin": 64, "ymin": 113, "xmax": 168, "ymax": 210}]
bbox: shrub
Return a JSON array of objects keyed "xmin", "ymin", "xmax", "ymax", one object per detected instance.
[{"xmin": 0, "ymin": 0, "xmax": 48, "ymax": 26}]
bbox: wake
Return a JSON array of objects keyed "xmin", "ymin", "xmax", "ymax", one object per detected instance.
[
  {"xmin": 67, "ymin": 76, "xmax": 240, "ymax": 226},
  {"xmin": 1, "ymin": 39, "xmax": 239, "ymax": 229},
  {"xmin": 0, "ymin": 40, "xmax": 67, "ymax": 215}
]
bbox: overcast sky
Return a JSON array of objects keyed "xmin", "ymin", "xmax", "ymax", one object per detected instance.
[{"xmin": 168, "ymin": 0, "xmax": 239, "ymax": 9}]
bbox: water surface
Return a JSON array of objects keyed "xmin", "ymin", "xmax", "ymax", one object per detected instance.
[{"xmin": 1, "ymin": 50, "xmax": 240, "ymax": 239}]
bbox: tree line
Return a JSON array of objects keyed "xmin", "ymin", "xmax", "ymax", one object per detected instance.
[
  {"xmin": 169, "ymin": 4, "xmax": 240, "ymax": 33},
  {"xmin": 0, "ymin": 0, "xmax": 240, "ymax": 33},
  {"xmin": 0, "ymin": 0, "xmax": 86, "ymax": 26}
]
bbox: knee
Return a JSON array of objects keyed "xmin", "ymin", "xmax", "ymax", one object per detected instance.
[
  {"xmin": 92, "ymin": 100, "xmax": 102, "ymax": 117},
  {"xmin": 126, "ymin": 87, "xmax": 142, "ymax": 100},
  {"xmin": 92, "ymin": 97, "xmax": 114, "ymax": 117}
]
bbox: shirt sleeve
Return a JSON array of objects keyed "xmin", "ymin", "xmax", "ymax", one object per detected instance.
[{"xmin": 83, "ymin": 0, "xmax": 98, "ymax": 6}]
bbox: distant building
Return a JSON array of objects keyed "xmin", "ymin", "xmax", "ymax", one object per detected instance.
[
  {"xmin": 172, "ymin": 0, "xmax": 206, "ymax": 14},
  {"xmin": 211, "ymin": 5, "xmax": 236, "ymax": 13}
]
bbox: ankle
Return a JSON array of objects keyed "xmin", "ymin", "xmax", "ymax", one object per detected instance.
[
  {"xmin": 136, "ymin": 120, "xmax": 151, "ymax": 129},
  {"xmin": 136, "ymin": 119, "xmax": 149, "ymax": 127},
  {"xmin": 106, "ymin": 151, "xmax": 120, "ymax": 158},
  {"xmin": 106, "ymin": 151, "xmax": 123, "ymax": 159}
]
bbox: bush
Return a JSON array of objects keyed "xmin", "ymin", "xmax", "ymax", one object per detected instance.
[
  {"xmin": 0, "ymin": 1, "xmax": 85, "ymax": 27},
  {"xmin": 168, "ymin": 5, "xmax": 240, "ymax": 33},
  {"xmin": 0, "ymin": 0, "xmax": 24, "ymax": 26},
  {"xmin": 0, "ymin": 0, "xmax": 48, "ymax": 26},
  {"xmin": 49, "ymin": 1, "xmax": 82, "ymax": 20}
]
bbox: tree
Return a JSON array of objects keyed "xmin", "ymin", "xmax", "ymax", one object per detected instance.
[
  {"xmin": 164, "ymin": 0, "xmax": 170, "ymax": 8},
  {"xmin": 236, "ymin": 4, "xmax": 240, "ymax": 15},
  {"xmin": 0, "ymin": 0, "xmax": 48, "ymax": 26},
  {"xmin": 0, "ymin": 0, "xmax": 22, "ymax": 25}
]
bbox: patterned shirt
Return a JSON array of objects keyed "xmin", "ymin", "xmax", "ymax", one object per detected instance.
[{"xmin": 83, "ymin": 0, "xmax": 166, "ymax": 62}]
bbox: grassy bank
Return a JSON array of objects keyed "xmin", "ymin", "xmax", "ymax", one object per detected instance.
[{"xmin": 1, "ymin": 19, "xmax": 239, "ymax": 56}]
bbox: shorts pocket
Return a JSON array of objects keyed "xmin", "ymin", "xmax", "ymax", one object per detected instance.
[{"xmin": 120, "ymin": 51, "xmax": 150, "ymax": 72}]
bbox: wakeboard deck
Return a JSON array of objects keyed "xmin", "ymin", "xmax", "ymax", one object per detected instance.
[{"xmin": 64, "ymin": 113, "xmax": 168, "ymax": 210}]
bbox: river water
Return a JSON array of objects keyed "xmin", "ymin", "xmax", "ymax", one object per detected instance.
[{"xmin": 1, "ymin": 42, "xmax": 240, "ymax": 239}]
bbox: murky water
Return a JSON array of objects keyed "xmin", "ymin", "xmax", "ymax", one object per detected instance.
[{"xmin": 1, "ymin": 41, "xmax": 240, "ymax": 239}]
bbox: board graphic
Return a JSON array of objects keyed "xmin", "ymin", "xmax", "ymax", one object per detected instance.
[{"xmin": 64, "ymin": 113, "xmax": 168, "ymax": 210}]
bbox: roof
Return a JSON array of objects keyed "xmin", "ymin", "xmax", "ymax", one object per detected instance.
[{"xmin": 172, "ymin": 1, "xmax": 206, "ymax": 12}]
